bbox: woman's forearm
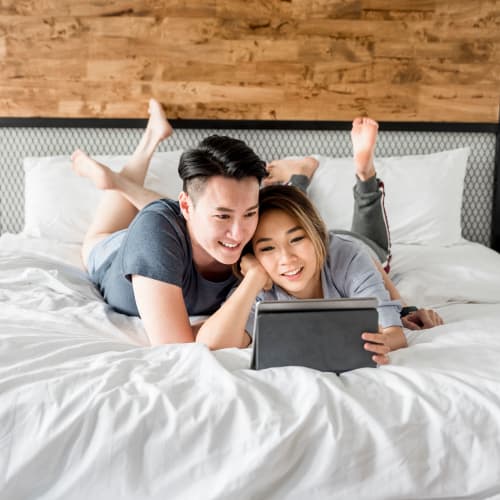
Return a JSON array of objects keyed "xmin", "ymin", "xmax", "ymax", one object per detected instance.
[
  {"xmin": 196, "ymin": 271, "xmax": 265, "ymax": 350},
  {"xmin": 382, "ymin": 325, "xmax": 407, "ymax": 350},
  {"xmin": 372, "ymin": 258, "xmax": 404, "ymax": 303}
]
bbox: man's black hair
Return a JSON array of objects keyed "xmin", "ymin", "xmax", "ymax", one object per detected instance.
[{"xmin": 178, "ymin": 135, "xmax": 267, "ymax": 195}]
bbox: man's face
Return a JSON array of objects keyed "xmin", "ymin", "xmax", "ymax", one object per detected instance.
[{"xmin": 181, "ymin": 176, "xmax": 260, "ymax": 267}]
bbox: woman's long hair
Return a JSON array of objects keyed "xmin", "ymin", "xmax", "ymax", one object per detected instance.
[{"xmin": 234, "ymin": 184, "xmax": 329, "ymax": 279}]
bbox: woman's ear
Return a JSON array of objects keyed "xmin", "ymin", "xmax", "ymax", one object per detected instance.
[{"xmin": 178, "ymin": 191, "xmax": 192, "ymax": 220}]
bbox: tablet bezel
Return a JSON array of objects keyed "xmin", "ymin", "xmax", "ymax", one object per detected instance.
[{"xmin": 255, "ymin": 297, "xmax": 378, "ymax": 314}]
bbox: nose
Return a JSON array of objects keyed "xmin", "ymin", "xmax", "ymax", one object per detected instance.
[
  {"xmin": 278, "ymin": 246, "xmax": 295, "ymax": 265},
  {"xmin": 227, "ymin": 219, "xmax": 244, "ymax": 241}
]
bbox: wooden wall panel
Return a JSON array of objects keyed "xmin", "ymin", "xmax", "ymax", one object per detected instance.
[{"xmin": 0, "ymin": 0, "xmax": 498, "ymax": 122}]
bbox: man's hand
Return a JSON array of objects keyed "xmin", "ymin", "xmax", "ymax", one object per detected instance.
[{"xmin": 402, "ymin": 308, "xmax": 444, "ymax": 330}]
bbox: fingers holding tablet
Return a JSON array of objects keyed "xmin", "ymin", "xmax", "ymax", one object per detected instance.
[{"xmin": 362, "ymin": 331, "xmax": 391, "ymax": 365}]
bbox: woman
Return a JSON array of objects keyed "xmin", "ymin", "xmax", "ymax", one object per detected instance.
[
  {"xmin": 196, "ymin": 184, "xmax": 407, "ymax": 365},
  {"xmin": 73, "ymin": 103, "xmax": 440, "ymax": 349}
]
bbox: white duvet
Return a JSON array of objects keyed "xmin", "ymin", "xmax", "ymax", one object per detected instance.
[{"xmin": 1, "ymin": 234, "xmax": 500, "ymax": 500}]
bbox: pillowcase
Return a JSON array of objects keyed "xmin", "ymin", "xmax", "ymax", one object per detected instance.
[
  {"xmin": 23, "ymin": 147, "xmax": 469, "ymax": 246},
  {"xmin": 23, "ymin": 151, "xmax": 183, "ymax": 243},
  {"xmin": 307, "ymin": 148, "xmax": 470, "ymax": 245}
]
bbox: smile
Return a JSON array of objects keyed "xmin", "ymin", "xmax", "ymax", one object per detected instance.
[
  {"xmin": 281, "ymin": 266, "xmax": 304, "ymax": 277},
  {"xmin": 219, "ymin": 241, "xmax": 239, "ymax": 249}
]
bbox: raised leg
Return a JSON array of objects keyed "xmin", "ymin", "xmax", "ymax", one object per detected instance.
[
  {"xmin": 351, "ymin": 116, "xmax": 378, "ymax": 181},
  {"xmin": 349, "ymin": 117, "xmax": 391, "ymax": 268},
  {"xmin": 71, "ymin": 151, "xmax": 164, "ymax": 211},
  {"xmin": 72, "ymin": 98, "xmax": 173, "ymax": 267}
]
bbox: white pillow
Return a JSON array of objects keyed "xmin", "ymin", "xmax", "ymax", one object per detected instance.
[
  {"xmin": 23, "ymin": 151, "xmax": 183, "ymax": 243},
  {"xmin": 23, "ymin": 147, "xmax": 469, "ymax": 246},
  {"xmin": 307, "ymin": 148, "xmax": 470, "ymax": 245}
]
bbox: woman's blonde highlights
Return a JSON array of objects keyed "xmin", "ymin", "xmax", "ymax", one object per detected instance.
[{"xmin": 255, "ymin": 185, "xmax": 329, "ymax": 273}]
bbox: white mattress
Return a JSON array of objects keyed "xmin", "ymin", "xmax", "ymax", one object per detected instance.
[{"xmin": 1, "ymin": 234, "xmax": 500, "ymax": 500}]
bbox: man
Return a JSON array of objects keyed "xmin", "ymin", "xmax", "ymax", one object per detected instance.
[{"xmin": 72, "ymin": 99, "xmax": 266, "ymax": 346}]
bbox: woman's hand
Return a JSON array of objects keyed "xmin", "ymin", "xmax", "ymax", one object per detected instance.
[
  {"xmin": 196, "ymin": 254, "xmax": 270, "ymax": 351},
  {"xmin": 362, "ymin": 325, "xmax": 407, "ymax": 365},
  {"xmin": 240, "ymin": 254, "xmax": 273, "ymax": 291}
]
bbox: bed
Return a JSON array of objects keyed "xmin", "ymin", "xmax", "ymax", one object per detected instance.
[{"xmin": 1, "ymin": 119, "xmax": 500, "ymax": 499}]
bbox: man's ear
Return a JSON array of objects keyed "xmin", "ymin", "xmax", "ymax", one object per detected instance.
[{"xmin": 178, "ymin": 191, "xmax": 192, "ymax": 220}]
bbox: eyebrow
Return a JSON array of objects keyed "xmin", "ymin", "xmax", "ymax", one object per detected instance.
[
  {"xmin": 214, "ymin": 203, "xmax": 259, "ymax": 213},
  {"xmin": 254, "ymin": 225, "xmax": 302, "ymax": 245}
]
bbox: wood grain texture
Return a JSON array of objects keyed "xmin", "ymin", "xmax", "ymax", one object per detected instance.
[{"xmin": 0, "ymin": 0, "xmax": 498, "ymax": 122}]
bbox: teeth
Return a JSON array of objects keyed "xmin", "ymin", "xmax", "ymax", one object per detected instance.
[
  {"xmin": 282, "ymin": 267, "xmax": 302, "ymax": 276},
  {"xmin": 221, "ymin": 242, "xmax": 238, "ymax": 248}
]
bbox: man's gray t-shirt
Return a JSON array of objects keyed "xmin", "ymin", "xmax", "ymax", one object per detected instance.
[
  {"xmin": 244, "ymin": 232, "xmax": 402, "ymax": 336},
  {"xmin": 89, "ymin": 199, "xmax": 237, "ymax": 317}
]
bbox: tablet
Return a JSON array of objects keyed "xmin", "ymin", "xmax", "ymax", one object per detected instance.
[{"xmin": 251, "ymin": 297, "xmax": 379, "ymax": 373}]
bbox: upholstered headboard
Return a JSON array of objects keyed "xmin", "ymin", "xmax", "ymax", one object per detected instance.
[{"xmin": 0, "ymin": 119, "xmax": 498, "ymax": 251}]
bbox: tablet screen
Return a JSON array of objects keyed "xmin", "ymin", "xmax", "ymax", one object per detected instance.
[{"xmin": 252, "ymin": 298, "xmax": 379, "ymax": 373}]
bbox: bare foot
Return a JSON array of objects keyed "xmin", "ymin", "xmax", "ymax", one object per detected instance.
[
  {"xmin": 147, "ymin": 98, "xmax": 173, "ymax": 143},
  {"xmin": 71, "ymin": 149, "xmax": 116, "ymax": 190},
  {"xmin": 351, "ymin": 117, "xmax": 378, "ymax": 181},
  {"xmin": 262, "ymin": 157, "xmax": 319, "ymax": 186}
]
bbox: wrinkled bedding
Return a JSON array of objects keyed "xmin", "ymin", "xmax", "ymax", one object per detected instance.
[{"xmin": 1, "ymin": 235, "xmax": 500, "ymax": 500}]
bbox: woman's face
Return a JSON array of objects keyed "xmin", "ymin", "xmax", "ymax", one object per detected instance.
[{"xmin": 252, "ymin": 209, "xmax": 322, "ymax": 299}]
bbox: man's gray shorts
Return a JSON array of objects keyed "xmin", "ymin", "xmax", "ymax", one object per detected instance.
[{"xmin": 87, "ymin": 229, "xmax": 127, "ymax": 283}]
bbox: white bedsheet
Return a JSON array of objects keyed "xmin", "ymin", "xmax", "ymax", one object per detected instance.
[
  {"xmin": 1, "ymin": 235, "xmax": 500, "ymax": 500},
  {"xmin": 391, "ymin": 242, "xmax": 500, "ymax": 307}
]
